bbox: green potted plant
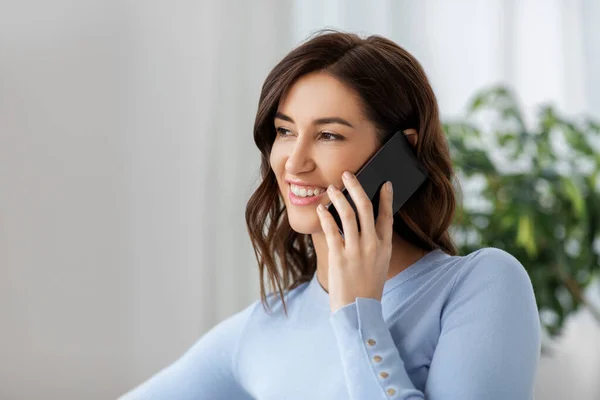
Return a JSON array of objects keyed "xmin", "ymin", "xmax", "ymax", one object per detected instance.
[{"xmin": 444, "ymin": 86, "xmax": 600, "ymax": 339}]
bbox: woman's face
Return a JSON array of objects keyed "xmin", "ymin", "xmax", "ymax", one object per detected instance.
[{"xmin": 270, "ymin": 71, "xmax": 380, "ymax": 234}]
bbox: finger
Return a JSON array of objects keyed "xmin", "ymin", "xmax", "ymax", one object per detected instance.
[
  {"xmin": 326, "ymin": 183, "xmax": 360, "ymax": 249},
  {"xmin": 375, "ymin": 181, "xmax": 394, "ymax": 244},
  {"xmin": 341, "ymin": 171, "xmax": 377, "ymax": 240},
  {"xmin": 316, "ymin": 203, "xmax": 344, "ymax": 254}
]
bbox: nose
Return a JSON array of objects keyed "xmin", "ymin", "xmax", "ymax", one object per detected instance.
[{"xmin": 285, "ymin": 137, "xmax": 315, "ymax": 175}]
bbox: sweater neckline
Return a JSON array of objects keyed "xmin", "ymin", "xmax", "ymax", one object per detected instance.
[{"xmin": 307, "ymin": 248, "xmax": 451, "ymax": 310}]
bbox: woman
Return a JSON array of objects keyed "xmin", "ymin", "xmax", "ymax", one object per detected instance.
[{"xmin": 120, "ymin": 30, "xmax": 541, "ymax": 399}]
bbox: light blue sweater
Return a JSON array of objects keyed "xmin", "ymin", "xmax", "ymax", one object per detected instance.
[{"xmin": 120, "ymin": 247, "xmax": 541, "ymax": 399}]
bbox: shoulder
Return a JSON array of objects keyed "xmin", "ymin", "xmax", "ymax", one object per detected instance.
[
  {"xmin": 451, "ymin": 247, "xmax": 532, "ymax": 292},
  {"xmin": 440, "ymin": 247, "xmax": 540, "ymax": 337},
  {"xmin": 442, "ymin": 247, "xmax": 538, "ymax": 324},
  {"xmin": 189, "ymin": 299, "xmax": 261, "ymax": 356},
  {"xmin": 213, "ymin": 277, "xmax": 312, "ymax": 330}
]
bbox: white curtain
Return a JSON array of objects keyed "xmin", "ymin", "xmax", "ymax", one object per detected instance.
[
  {"xmin": 1, "ymin": 1, "xmax": 599, "ymax": 399},
  {"xmin": 293, "ymin": 0, "xmax": 600, "ymax": 119}
]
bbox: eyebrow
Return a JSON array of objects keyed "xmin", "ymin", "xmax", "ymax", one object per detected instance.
[{"xmin": 275, "ymin": 111, "xmax": 355, "ymax": 129}]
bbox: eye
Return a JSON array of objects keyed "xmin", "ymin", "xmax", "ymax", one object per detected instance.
[
  {"xmin": 275, "ymin": 127, "xmax": 293, "ymax": 136},
  {"xmin": 320, "ymin": 132, "xmax": 344, "ymax": 141},
  {"xmin": 275, "ymin": 127, "xmax": 344, "ymax": 141}
]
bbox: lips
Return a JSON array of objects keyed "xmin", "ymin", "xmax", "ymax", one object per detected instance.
[
  {"xmin": 284, "ymin": 178, "xmax": 329, "ymax": 206},
  {"xmin": 288, "ymin": 188, "xmax": 326, "ymax": 205}
]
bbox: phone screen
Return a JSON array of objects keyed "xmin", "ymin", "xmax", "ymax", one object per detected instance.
[{"xmin": 325, "ymin": 130, "xmax": 428, "ymax": 237}]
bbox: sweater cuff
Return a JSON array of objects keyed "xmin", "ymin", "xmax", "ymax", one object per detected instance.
[
  {"xmin": 330, "ymin": 297, "xmax": 420, "ymax": 399},
  {"xmin": 330, "ymin": 297, "xmax": 386, "ymax": 334}
]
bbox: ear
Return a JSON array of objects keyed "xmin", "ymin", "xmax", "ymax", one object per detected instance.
[{"xmin": 403, "ymin": 128, "xmax": 418, "ymax": 147}]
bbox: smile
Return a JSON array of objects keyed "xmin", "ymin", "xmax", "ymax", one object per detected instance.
[{"xmin": 288, "ymin": 183, "xmax": 327, "ymax": 205}]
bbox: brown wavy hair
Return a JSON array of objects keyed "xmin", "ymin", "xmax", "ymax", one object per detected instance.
[{"xmin": 245, "ymin": 29, "xmax": 458, "ymax": 317}]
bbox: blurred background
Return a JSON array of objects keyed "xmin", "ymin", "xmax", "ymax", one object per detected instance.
[{"xmin": 1, "ymin": 0, "xmax": 600, "ymax": 399}]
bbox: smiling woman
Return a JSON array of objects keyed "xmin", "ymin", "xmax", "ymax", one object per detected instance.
[
  {"xmin": 270, "ymin": 71, "xmax": 381, "ymax": 232},
  {"xmin": 119, "ymin": 30, "xmax": 541, "ymax": 400},
  {"xmin": 248, "ymin": 31, "xmax": 459, "ymax": 316}
]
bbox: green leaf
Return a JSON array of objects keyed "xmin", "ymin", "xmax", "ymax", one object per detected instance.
[
  {"xmin": 562, "ymin": 178, "xmax": 585, "ymax": 218},
  {"xmin": 497, "ymin": 132, "xmax": 517, "ymax": 146},
  {"xmin": 516, "ymin": 213, "xmax": 538, "ymax": 257}
]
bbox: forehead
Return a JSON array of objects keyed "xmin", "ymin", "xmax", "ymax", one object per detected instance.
[{"xmin": 277, "ymin": 72, "xmax": 365, "ymax": 121}]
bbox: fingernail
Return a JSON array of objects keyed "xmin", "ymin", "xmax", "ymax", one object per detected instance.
[
  {"xmin": 386, "ymin": 181, "xmax": 393, "ymax": 193},
  {"xmin": 343, "ymin": 171, "xmax": 354, "ymax": 180},
  {"xmin": 328, "ymin": 184, "xmax": 336, "ymax": 192},
  {"xmin": 317, "ymin": 204, "xmax": 326, "ymax": 213}
]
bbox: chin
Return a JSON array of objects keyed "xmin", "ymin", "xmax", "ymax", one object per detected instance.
[{"xmin": 287, "ymin": 211, "xmax": 321, "ymax": 234}]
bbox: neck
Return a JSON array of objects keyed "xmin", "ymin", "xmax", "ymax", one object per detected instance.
[{"xmin": 311, "ymin": 230, "xmax": 428, "ymax": 293}]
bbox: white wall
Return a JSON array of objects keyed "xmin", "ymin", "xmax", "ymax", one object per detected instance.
[
  {"xmin": 1, "ymin": 2, "xmax": 133, "ymax": 398},
  {"xmin": 1, "ymin": 1, "xmax": 290, "ymax": 398}
]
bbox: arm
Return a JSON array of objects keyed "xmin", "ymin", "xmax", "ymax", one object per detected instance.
[
  {"xmin": 118, "ymin": 301, "xmax": 258, "ymax": 400},
  {"xmin": 425, "ymin": 248, "xmax": 541, "ymax": 399},
  {"xmin": 330, "ymin": 298, "xmax": 424, "ymax": 400},
  {"xmin": 329, "ymin": 248, "xmax": 541, "ymax": 399}
]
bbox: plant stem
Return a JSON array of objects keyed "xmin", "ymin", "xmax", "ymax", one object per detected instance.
[{"xmin": 557, "ymin": 268, "xmax": 600, "ymax": 325}]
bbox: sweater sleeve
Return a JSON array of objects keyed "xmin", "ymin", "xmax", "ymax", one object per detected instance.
[
  {"xmin": 329, "ymin": 248, "xmax": 541, "ymax": 400},
  {"xmin": 330, "ymin": 297, "xmax": 423, "ymax": 399},
  {"xmin": 425, "ymin": 248, "xmax": 541, "ymax": 399},
  {"xmin": 118, "ymin": 300, "xmax": 259, "ymax": 400}
]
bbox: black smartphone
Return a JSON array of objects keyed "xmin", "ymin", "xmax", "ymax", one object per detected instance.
[{"xmin": 326, "ymin": 130, "xmax": 428, "ymax": 238}]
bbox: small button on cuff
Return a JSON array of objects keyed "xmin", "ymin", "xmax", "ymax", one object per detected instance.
[
  {"xmin": 387, "ymin": 388, "xmax": 396, "ymax": 396},
  {"xmin": 367, "ymin": 338, "xmax": 376, "ymax": 346},
  {"xmin": 373, "ymin": 355, "xmax": 382, "ymax": 363},
  {"xmin": 379, "ymin": 371, "xmax": 389, "ymax": 379}
]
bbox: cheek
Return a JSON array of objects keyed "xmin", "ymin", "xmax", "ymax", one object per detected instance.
[
  {"xmin": 317, "ymin": 149, "xmax": 360, "ymax": 182},
  {"xmin": 269, "ymin": 145, "xmax": 282, "ymax": 172}
]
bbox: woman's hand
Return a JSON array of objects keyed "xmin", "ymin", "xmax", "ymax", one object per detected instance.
[{"xmin": 316, "ymin": 170, "xmax": 394, "ymax": 314}]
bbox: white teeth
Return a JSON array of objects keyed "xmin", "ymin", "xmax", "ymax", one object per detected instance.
[{"xmin": 290, "ymin": 184, "xmax": 324, "ymax": 198}]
